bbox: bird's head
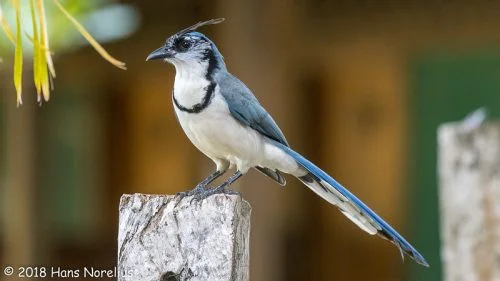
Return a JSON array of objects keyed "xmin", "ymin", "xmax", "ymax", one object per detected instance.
[{"xmin": 146, "ymin": 18, "xmax": 226, "ymax": 76}]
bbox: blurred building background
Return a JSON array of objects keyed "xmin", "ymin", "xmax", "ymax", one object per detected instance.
[{"xmin": 2, "ymin": 0, "xmax": 500, "ymax": 280}]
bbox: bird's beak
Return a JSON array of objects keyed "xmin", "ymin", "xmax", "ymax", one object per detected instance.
[{"xmin": 146, "ymin": 46, "xmax": 174, "ymax": 61}]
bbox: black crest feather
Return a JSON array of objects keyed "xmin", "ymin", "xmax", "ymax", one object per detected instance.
[{"xmin": 176, "ymin": 18, "xmax": 225, "ymax": 37}]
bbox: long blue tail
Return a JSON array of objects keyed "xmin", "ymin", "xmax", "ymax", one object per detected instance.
[{"xmin": 274, "ymin": 141, "xmax": 429, "ymax": 267}]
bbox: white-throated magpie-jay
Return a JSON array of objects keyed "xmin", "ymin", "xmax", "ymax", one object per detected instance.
[{"xmin": 146, "ymin": 18, "xmax": 428, "ymax": 267}]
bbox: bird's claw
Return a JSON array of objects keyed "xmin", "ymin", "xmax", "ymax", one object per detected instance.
[
  {"xmin": 189, "ymin": 184, "xmax": 240, "ymax": 203},
  {"xmin": 175, "ymin": 184, "xmax": 208, "ymax": 207},
  {"xmin": 175, "ymin": 181, "xmax": 240, "ymax": 206}
]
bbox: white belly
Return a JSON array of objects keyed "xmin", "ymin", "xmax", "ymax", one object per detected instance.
[
  {"xmin": 174, "ymin": 88, "xmax": 302, "ymax": 176},
  {"xmin": 175, "ymin": 93, "xmax": 265, "ymax": 172}
]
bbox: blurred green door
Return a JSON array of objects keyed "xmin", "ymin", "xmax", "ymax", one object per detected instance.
[{"xmin": 410, "ymin": 49, "xmax": 500, "ymax": 281}]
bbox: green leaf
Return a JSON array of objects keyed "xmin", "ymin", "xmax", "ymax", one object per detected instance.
[
  {"xmin": 37, "ymin": 0, "xmax": 55, "ymax": 79},
  {"xmin": 14, "ymin": 0, "xmax": 23, "ymax": 106},
  {"xmin": 53, "ymin": 0, "xmax": 126, "ymax": 70},
  {"xmin": 30, "ymin": 0, "xmax": 42, "ymax": 99}
]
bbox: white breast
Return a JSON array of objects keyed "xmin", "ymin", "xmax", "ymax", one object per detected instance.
[
  {"xmin": 174, "ymin": 85, "xmax": 263, "ymax": 169},
  {"xmin": 172, "ymin": 69, "xmax": 301, "ymax": 175}
]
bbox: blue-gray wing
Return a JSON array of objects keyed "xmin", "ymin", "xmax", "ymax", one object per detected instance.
[{"xmin": 215, "ymin": 72, "xmax": 289, "ymax": 147}]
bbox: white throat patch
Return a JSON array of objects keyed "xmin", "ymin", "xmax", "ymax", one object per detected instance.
[{"xmin": 172, "ymin": 60, "xmax": 211, "ymax": 109}]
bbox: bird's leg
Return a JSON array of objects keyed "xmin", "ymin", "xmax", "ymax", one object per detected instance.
[
  {"xmin": 191, "ymin": 171, "xmax": 242, "ymax": 202},
  {"xmin": 197, "ymin": 170, "xmax": 224, "ymax": 189},
  {"xmin": 213, "ymin": 170, "xmax": 242, "ymax": 193},
  {"xmin": 176, "ymin": 170, "xmax": 224, "ymax": 202}
]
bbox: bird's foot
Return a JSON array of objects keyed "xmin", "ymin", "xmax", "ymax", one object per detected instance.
[
  {"xmin": 176, "ymin": 184, "xmax": 207, "ymax": 197},
  {"xmin": 189, "ymin": 184, "xmax": 240, "ymax": 203},
  {"xmin": 175, "ymin": 184, "xmax": 208, "ymax": 206}
]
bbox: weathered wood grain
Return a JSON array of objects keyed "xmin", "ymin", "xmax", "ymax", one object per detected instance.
[
  {"xmin": 439, "ymin": 123, "xmax": 500, "ymax": 281},
  {"xmin": 117, "ymin": 193, "xmax": 251, "ymax": 281}
]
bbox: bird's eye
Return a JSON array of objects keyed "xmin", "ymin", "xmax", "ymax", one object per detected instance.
[{"xmin": 177, "ymin": 39, "xmax": 191, "ymax": 51}]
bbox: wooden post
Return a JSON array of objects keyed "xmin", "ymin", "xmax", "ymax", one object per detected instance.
[
  {"xmin": 117, "ymin": 193, "xmax": 251, "ymax": 281},
  {"xmin": 438, "ymin": 123, "xmax": 500, "ymax": 281}
]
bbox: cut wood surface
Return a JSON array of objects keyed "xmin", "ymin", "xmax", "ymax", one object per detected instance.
[{"xmin": 117, "ymin": 193, "xmax": 251, "ymax": 281}]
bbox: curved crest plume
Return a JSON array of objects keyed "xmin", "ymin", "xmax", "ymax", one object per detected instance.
[{"xmin": 176, "ymin": 18, "xmax": 225, "ymax": 37}]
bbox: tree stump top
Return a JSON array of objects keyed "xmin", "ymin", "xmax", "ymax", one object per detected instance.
[{"xmin": 118, "ymin": 193, "xmax": 251, "ymax": 281}]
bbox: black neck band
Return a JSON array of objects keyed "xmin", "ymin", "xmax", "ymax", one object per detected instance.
[
  {"xmin": 173, "ymin": 82, "xmax": 216, "ymax": 113},
  {"xmin": 172, "ymin": 48, "xmax": 220, "ymax": 114}
]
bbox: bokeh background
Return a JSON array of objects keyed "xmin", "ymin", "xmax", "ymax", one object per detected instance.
[{"xmin": 2, "ymin": 0, "xmax": 500, "ymax": 280}]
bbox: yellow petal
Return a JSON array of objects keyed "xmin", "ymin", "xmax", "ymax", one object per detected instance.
[{"xmin": 52, "ymin": 0, "xmax": 127, "ymax": 70}]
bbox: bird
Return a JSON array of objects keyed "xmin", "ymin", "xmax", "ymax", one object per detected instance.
[{"xmin": 146, "ymin": 18, "xmax": 429, "ymax": 267}]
